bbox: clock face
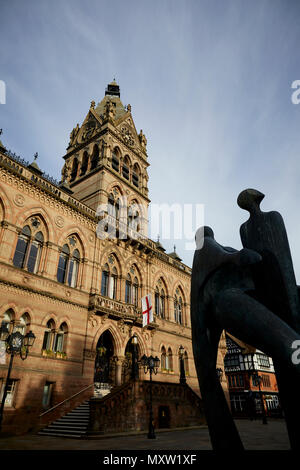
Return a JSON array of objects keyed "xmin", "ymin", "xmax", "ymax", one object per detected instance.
[{"xmin": 121, "ymin": 126, "xmax": 134, "ymax": 146}]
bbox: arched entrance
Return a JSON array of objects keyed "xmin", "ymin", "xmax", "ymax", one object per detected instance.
[
  {"xmin": 94, "ymin": 330, "xmax": 115, "ymax": 385},
  {"xmin": 123, "ymin": 336, "xmax": 141, "ymax": 382}
]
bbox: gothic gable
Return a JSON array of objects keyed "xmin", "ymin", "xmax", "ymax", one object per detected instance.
[
  {"xmin": 68, "ymin": 108, "xmax": 102, "ymax": 149},
  {"xmin": 115, "ymin": 113, "xmax": 144, "ymax": 151}
]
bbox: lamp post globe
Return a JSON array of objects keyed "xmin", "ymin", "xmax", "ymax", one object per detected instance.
[
  {"xmin": 138, "ymin": 354, "xmax": 160, "ymax": 439},
  {"xmin": 0, "ymin": 325, "xmax": 35, "ymax": 432}
]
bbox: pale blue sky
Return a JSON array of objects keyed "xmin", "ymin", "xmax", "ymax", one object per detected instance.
[{"xmin": 1, "ymin": 0, "xmax": 300, "ymax": 278}]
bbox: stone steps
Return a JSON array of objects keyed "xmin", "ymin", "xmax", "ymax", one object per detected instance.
[
  {"xmin": 38, "ymin": 400, "xmax": 90, "ymax": 438},
  {"xmin": 38, "ymin": 384, "xmax": 112, "ymax": 439}
]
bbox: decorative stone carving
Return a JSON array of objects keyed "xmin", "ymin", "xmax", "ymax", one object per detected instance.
[
  {"xmin": 100, "ymin": 314, "xmax": 109, "ymax": 324},
  {"xmin": 13, "ymin": 193, "xmax": 25, "ymax": 207},
  {"xmin": 68, "ymin": 124, "xmax": 80, "ymax": 147},
  {"xmin": 105, "ymin": 100, "xmax": 116, "ymax": 121},
  {"xmin": 55, "ymin": 216, "xmax": 64, "ymax": 228},
  {"xmin": 121, "ymin": 126, "xmax": 134, "ymax": 147},
  {"xmin": 82, "ymin": 122, "xmax": 96, "ymax": 141},
  {"xmin": 84, "ymin": 349, "xmax": 97, "ymax": 360},
  {"xmin": 138, "ymin": 129, "xmax": 147, "ymax": 149},
  {"xmin": 61, "ymin": 160, "xmax": 71, "ymax": 183},
  {"xmin": 88, "ymin": 315, "xmax": 98, "ymax": 328},
  {"xmin": 117, "ymin": 319, "xmax": 130, "ymax": 338}
]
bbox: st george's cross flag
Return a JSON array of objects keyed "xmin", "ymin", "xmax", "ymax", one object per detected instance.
[{"xmin": 142, "ymin": 294, "xmax": 153, "ymax": 327}]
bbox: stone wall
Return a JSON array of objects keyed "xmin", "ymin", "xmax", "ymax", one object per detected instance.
[{"xmin": 88, "ymin": 379, "xmax": 205, "ymax": 435}]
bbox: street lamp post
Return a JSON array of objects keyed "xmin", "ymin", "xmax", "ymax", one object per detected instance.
[
  {"xmin": 0, "ymin": 322, "xmax": 35, "ymax": 432},
  {"xmin": 131, "ymin": 335, "xmax": 139, "ymax": 381},
  {"xmin": 179, "ymin": 345, "xmax": 186, "ymax": 385},
  {"xmin": 139, "ymin": 354, "xmax": 160, "ymax": 439},
  {"xmin": 249, "ymin": 353, "xmax": 267, "ymax": 425},
  {"xmin": 252, "ymin": 371, "xmax": 268, "ymax": 425}
]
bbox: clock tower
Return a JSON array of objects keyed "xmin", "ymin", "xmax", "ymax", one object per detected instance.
[{"xmin": 61, "ymin": 80, "xmax": 150, "ymax": 237}]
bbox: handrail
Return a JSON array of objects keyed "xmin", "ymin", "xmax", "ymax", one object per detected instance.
[
  {"xmin": 39, "ymin": 383, "xmax": 94, "ymax": 417},
  {"xmin": 91, "ymin": 380, "xmax": 133, "ymax": 405}
]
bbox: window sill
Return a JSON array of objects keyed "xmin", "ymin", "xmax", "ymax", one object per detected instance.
[{"xmin": 41, "ymin": 350, "xmax": 67, "ymax": 360}]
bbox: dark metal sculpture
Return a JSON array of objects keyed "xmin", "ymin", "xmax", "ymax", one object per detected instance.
[
  {"xmin": 238, "ymin": 188, "xmax": 300, "ymax": 448},
  {"xmin": 191, "ymin": 191, "xmax": 300, "ymax": 450}
]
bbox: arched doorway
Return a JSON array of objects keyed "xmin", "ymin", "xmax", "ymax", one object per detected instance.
[
  {"xmin": 158, "ymin": 406, "xmax": 170, "ymax": 428},
  {"xmin": 94, "ymin": 330, "xmax": 115, "ymax": 385},
  {"xmin": 123, "ymin": 336, "xmax": 141, "ymax": 382}
]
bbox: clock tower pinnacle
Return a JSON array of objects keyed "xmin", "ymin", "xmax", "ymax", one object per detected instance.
[{"xmin": 61, "ymin": 81, "xmax": 150, "ymax": 237}]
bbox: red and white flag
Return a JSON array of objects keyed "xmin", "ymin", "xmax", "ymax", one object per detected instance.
[{"xmin": 142, "ymin": 294, "xmax": 153, "ymax": 327}]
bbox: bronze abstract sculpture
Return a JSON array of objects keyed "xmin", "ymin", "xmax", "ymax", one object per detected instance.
[{"xmin": 191, "ymin": 190, "xmax": 300, "ymax": 450}]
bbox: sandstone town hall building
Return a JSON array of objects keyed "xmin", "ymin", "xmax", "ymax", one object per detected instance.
[{"xmin": 0, "ymin": 81, "xmax": 227, "ymax": 435}]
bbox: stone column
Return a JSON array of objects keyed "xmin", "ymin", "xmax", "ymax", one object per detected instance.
[
  {"xmin": 44, "ymin": 242, "xmax": 60, "ymax": 280},
  {"xmin": 115, "ymin": 356, "xmax": 125, "ymax": 386}
]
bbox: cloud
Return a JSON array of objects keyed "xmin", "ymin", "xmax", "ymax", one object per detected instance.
[{"xmin": 1, "ymin": 0, "xmax": 300, "ymax": 281}]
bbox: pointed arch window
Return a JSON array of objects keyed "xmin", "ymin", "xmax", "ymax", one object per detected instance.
[
  {"xmin": 18, "ymin": 313, "xmax": 30, "ymax": 336},
  {"xmin": 13, "ymin": 225, "xmax": 31, "ymax": 269},
  {"xmin": 57, "ymin": 244, "xmax": 70, "ymax": 284},
  {"xmin": 115, "ymin": 198, "xmax": 120, "ymax": 220},
  {"xmin": 13, "ymin": 226, "xmax": 44, "ymax": 274},
  {"xmin": 101, "ymin": 260, "xmax": 118, "ymax": 299},
  {"xmin": 2, "ymin": 309, "xmax": 14, "ymax": 334},
  {"xmin": 122, "ymin": 156, "xmax": 130, "ymax": 180},
  {"xmin": 132, "ymin": 277, "xmax": 139, "ymax": 306},
  {"xmin": 112, "ymin": 149, "xmax": 120, "ymax": 172},
  {"xmin": 178, "ymin": 297, "xmax": 183, "ymax": 324},
  {"xmin": 161, "ymin": 346, "xmax": 167, "ymax": 370},
  {"xmin": 70, "ymin": 158, "xmax": 79, "ymax": 181},
  {"xmin": 54, "ymin": 322, "xmax": 68, "ymax": 353},
  {"xmin": 101, "ymin": 263, "xmax": 110, "ymax": 297},
  {"xmin": 167, "ymin": 348, "xmax": 173, "ymax": 371},
  {"xmin": 107, "ymin": 194, "xmax": 121, "ymax": 221},
  {"xmin": 108, "ymin": 194, "xmax": 115, "ymax": 217},
  {"xmin": 125, "ymin": 274, "xmax": 132, "ymax": 303},
  {"xmin": 90, "ymin": 145, "xmax": 99, "ymax": 170},
  {"xmin": 80, "ymin": 151, "xmax": 89, "ymax": 175},
  {"xmin": 132, "ymin": 163, "xmax": 140, "ymax": 188},
  {"xmin": 42, "ymin": 319, "xmax": 56, "ymax": 351},
  {"xmin": 128, "ymin": 203, "xmax": 140, "ymax": 232},
  {"xmin": 68, "ymin": 249, "xmax": 80, "ymax": 288},
  {"xmin": 160, "ymin": 289, "xmax": 165, "ymax": 318},
  {"xmin": 155, "ymin": 284, "xmax": 165, "ymax": 319},
  {"xmin": 57, "ymin": 243, "xmax": 81, "ymax": 287},
  {"xmin": 155, "ymin": 287, "xmax": 160, "ymax": 317},
  {"xmin": 27, "ymin": 231, "xmax": 44, "ymax": 274},
  {"xmin": 109, "ymin": 267, "xmax": 117, "ymax": 299},
  {"xmin": 174, "ymin": 294, "xmax": 183, "ymax": 325}
]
